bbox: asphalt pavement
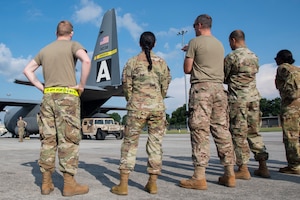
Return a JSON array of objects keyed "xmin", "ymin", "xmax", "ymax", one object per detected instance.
[{"xmin": 0, "ymin": 132, "xmax": 299, "ymax": 200}]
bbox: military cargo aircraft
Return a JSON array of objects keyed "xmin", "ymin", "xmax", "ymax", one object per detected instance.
[{"xmin": 0, "ymin": 8, "xmax": 125, "ymax": 137}]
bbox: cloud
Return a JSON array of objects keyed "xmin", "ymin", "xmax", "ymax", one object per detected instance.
[
  {"xmin": 257, "ymin": 63, "xmax": 280, "ymax": 99},
  {"xmin": 156, "ymin": 50, "xmax": 180, "ymax": 61},
  {"xmin": 175, "ymin": 43, "xmax": 184, "ymax": 50},
  {"xmin": 163, "ymin": 43, "xmax": 170, "ymax": 50},
  {"xmin": 0, "ymin": 43, "xmax": 31, "ymax": 81},
  {"xmin": 156, "ymin": 27, "xmax": 192, "ymax": 39},
  {"xmin": 156, "ymin": 28, "xmax": 180, "ymax": 37},
  {"xmin": 72, "ymin": 0, "xmax": 103, "ymax": 25},
  {"xmin": 117, "ymin": 13, "xmax": 143, "ymax": 41},
  {"xmin": 72, "ymin": 1, "xmax": 143, "ymax": 41},
  {"xmin": 26, "ymin": 8, "xmax": 43, "ymax": 19}
]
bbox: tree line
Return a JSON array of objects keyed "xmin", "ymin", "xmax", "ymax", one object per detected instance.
[{"xmin": 109, "ymin": 97, "xmax": 281, "ymax": 129}]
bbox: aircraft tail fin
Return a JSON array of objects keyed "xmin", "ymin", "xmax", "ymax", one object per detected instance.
[
  {"xmin": 86, "ymin": 8, "xmax": 121, "ymax": 88},
  {"xmin": 15, "ymin": 9, "xmax": 121, "ymax": 91}
]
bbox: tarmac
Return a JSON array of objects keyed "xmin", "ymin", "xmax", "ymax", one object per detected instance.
[{"xmin": 0, "ymin": 132, "xmax": 299, "ymax": 200}]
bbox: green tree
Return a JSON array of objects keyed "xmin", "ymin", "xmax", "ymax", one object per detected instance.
[
  {"xmin": 121, "ymin": 114, "xmax": 127, "ymax": 125},
  {"xmin": 268, "ymin": 97, "xmax": 281, "ymax": 116},
  {"xmin": 109, "ymin": 112, "xmax": 121, "ymax": 123},
  {"xmin": 169, "ymin": 104, "xmax": 187, "ymax": 128},
  {"xmin": 260, "ymin": 98, "xmax": 270, "ymax": 117},
  {"xmin": 260, "ymin": 97, "xmax": 281, "ymax": 117}
]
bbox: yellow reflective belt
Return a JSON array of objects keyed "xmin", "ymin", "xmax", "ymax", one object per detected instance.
[{"xmin": 44, "ymin": 87, "xmax": 79, "ymax": 96}]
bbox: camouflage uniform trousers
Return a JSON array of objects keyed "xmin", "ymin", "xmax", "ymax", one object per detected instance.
[
  {"xmin": 280, "ymin": 98, "xmax": 300, "ymax": 169},
  {"xmin": 229, "ymin": 100, "xmax": 269, "ymax": 166},
  {"xmin": 119, "ymin": 110, "xmax": 167, "ymax": 175},
  {"xmin": 37, "ymin": 93, "xmax": 82, "ymax": 175},
  {"xmin": 188, "ymin": 82, "xmax": 235, "ymax": 167},
  {"xmin": 18, "ymin": 127, "xmax": 24, "ymax": 142}
]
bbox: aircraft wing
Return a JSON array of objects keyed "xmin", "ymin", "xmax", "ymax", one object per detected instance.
[
  {"xmin": 81, "ymin": 85, "xmax": 123, "ymax": 102},
  {"xmin": 0, "ymin": 98, "xmax": 40, "ymax": 111},
  {"xmin": 99, "ymin": 106, "xmax": 127, "ymax": 113},
  {"xmin": 12, "ymin": 81, "xmax": 124, "ymax": 102},
  {"xmin": 14, "ymin": 79, "xmax": 35, "ymax": 86}
]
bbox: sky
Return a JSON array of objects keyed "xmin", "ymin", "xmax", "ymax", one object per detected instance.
[{"xmin": 1, "ymin": 0, "xmax": 300, "ymax": 121}]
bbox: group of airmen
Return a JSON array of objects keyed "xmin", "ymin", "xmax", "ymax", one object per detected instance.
[
  {"xmin": 111, "ymin": 13, "xmax": 300, "ymax": 195},
  {"xmin": 19, "ymin": 13, "xmax": 299, "ymax": 197}
]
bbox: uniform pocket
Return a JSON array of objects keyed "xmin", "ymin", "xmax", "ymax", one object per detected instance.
[
  {"xmin": 56, "ymin": 95, "xmax": 81, "ymax": 144},
  {"xmin": 64, "ymin": 115, "xmax": 81, "ymax": 144}
]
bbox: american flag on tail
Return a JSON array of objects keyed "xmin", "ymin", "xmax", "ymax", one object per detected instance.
[{"xmin": 100, "ymin": 36, "xmax": 109, "ymax": 45}]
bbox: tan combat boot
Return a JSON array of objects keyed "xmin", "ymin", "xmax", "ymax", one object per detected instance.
[
  {"xmin": 254, "ymin": 160, "xmax": 270, "ymax": 178},
  {"xmin": 235, "ymin": 164, "xmax": 251, "ymax": 180},
  {"xmin": 111, "ymin": 170, "xmax": 129, "ymax": 195},
  {"xmin": 218, "ymin": 165, "xmax": 236, "ymax": 187},
  {"xmin": 179, "ymin": 166, "xmax": 207, "ymax": 190},
  {"xmin": 62, "ymin": 173, "xmax": 89, "ymax": 196},
  {"xmin": 279, "ymin": 166, "xmax": 300, "ymax": 174},
  {"xmin": 145, "ymin": 174, "xmax": 158, "ymax": 194},
  {"xmin": 41, "ymin": 171, "xmax": 54, "ymax": 195}
]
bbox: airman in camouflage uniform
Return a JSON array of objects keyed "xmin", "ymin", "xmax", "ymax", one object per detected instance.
[
  {"xmin": 224, "ymin": 30, "xmax": 270, "ymax": 179},
  {"xmin": 111, "ymin": 31, "xmax": 171, "ymax": 195},
  {"xmin": 23, "ymin": 20, "xmax": 91, "ymax": 196},
  {"xmin": 275, "ymin": 49, "xmax": 300, "ymax": 175},
  {"xmin": 17, "ymin": 116, "xmax": 27, "ymax": 142},
  {"xmin": 179, "ymin": 14, "xmax": 236, "ymax": 190}
]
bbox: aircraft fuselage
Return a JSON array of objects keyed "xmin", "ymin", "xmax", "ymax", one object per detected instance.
[{"xmin": 4, "ymin": 105, "xmax": 40, "ymax": 136}]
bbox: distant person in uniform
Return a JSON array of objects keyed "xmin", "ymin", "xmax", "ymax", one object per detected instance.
[
  {"xmin": 17, "ymin": 116, "xmax": 27, "ymax": 142},
  {"xmin": 224, "ymin": 30, "xmax": 270, "ymax": 179},
  {"xmin": 111, "ymin": 31, "xmax": 171, "ymax": 195},
  {"xmin": 23, "ymin": 20, "xmax": 91, "ymax": 196},
  {"xmin": 275, "ymin": 49, "xmax": 300, "ymax": 175},
  {"xmin": 179, "ymin": 14, "xmax": 236, "ymax": 190}
]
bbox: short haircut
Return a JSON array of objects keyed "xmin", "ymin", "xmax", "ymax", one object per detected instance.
[
  {"xmin": 56, "ymin": 20, "xmax": 73, "ymax": 36},
  {"xmin": 195, "ymin": 14, "xmax": 212, "ymax": 28},
  {"xmin": 229, "ymin": 30, "xmax": 245, "ymax": 41}
]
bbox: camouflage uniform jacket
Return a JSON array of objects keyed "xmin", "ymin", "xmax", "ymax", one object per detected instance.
[
  {"xmin": 122, "ymin": 51, "xmax": 171, "ymax": 111},
  {"xmin": 224, "ymin": 47, "xmax": 261, "ymax": 102},
  {"xmin": 275, "ymin": 63, "xmax": 300, "ymax": 106},
  {"xmin": 17, "ymin": 119, "xmax": 27, "ymax": 128}
]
